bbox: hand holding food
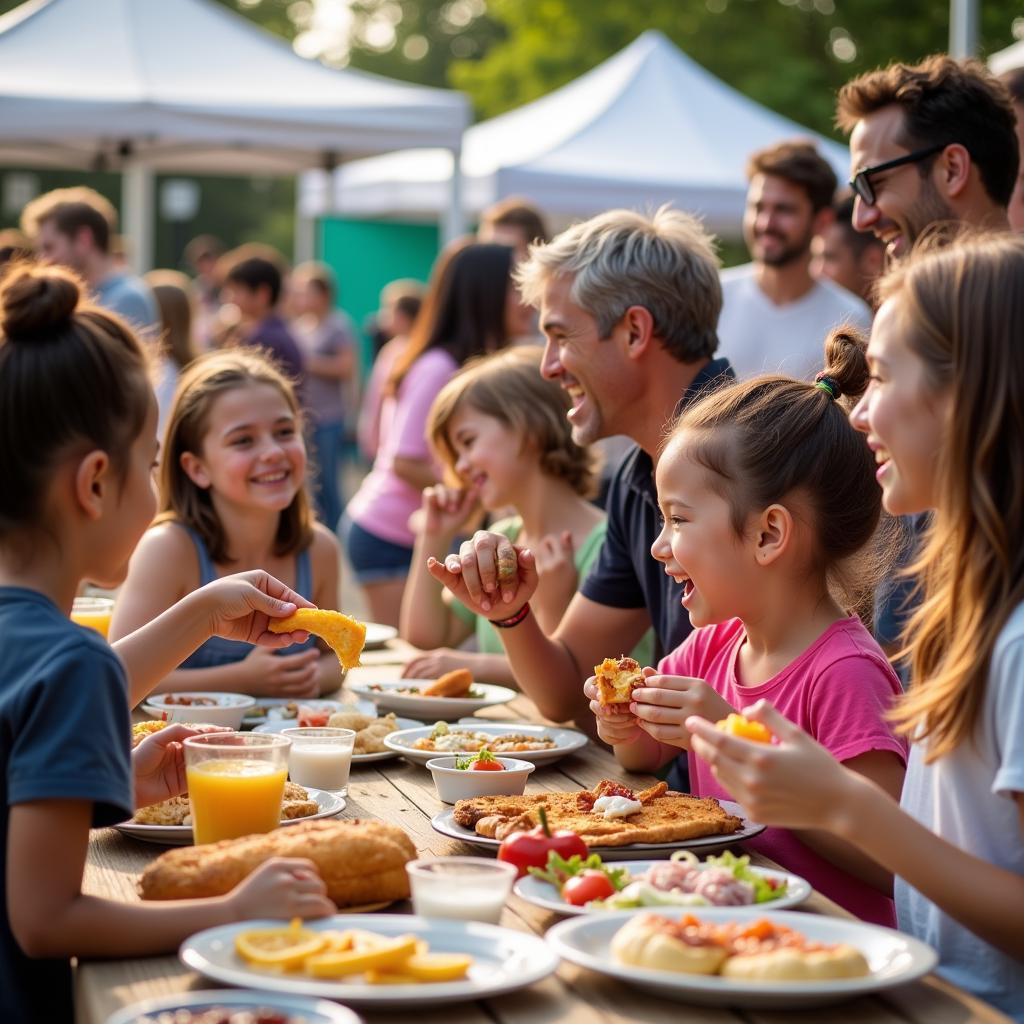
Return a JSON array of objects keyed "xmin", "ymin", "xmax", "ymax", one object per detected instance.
[
  {"xmin": 268, "ymin": 608, "xmax": 367, "ymax": 672},
  {"xmin": 198, "ymin": 570, "xmax": 316, "ymax": 646},
  {"xmin": 594, "ymin": 656, "xmax": 644, "ymax": 706},
  {"xmin": 687, "ymin": 701, "xmax": 861, "ymax": 833},
  {"xmin": 497, "ymin": 806, "xmax": 589, "ymax": 878},
  {"xmin": 629, "ymin": 673, "xmax": 734, "ymax": 750},
  {"xmin": 132, "ymin": 723, "xmax": 229, "ymax": 810},
  {"xmin": 226, "ymin": 857, "xmax": 335, "ymax": 921},
  {"xmin": 611, "ymin": 913, "xmax": 870, "ymax": 981}
]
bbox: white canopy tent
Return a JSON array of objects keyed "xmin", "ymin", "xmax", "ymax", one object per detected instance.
[
  {"xmin": 301, "ymin": 30, "xmax": 850, "ymax": 239},
  {"xmin": 989, "ymin": 38, "xmax": 1024, "ymax": 76},
  {"xmin": 0, "ymin": 0, "xmax": 469, "ymax": 268}
]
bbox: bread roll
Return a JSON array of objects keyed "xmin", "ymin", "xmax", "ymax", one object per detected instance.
[
  {"xmin": 721, "ymin": 944, "xmax": 869, "ymax": 981},
  {"xmin": 139, "ymin": 819, "xmax": 416, "ymax": 908},
  {"xmin": 611, "ymin": 914, "xmax": 728, "ymax": 976}
]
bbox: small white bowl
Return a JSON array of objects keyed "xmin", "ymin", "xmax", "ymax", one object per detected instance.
[
  {"xmin": 426, "ymin": 755, "xmax": 536, "ymax": 804},
  {"xmin": 142, "ymin": 692, "xmax": 256, "ymax": 730}
]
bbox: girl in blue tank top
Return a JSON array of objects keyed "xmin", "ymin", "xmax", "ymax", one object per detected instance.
[{"xmin": 111, "ymin": 349, "xmax": 345, "ymax": 701}]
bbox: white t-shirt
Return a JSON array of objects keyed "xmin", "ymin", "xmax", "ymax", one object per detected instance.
[
  {"xmin": 895, "ymin": 601, "xmax": 1024, "ymax": 1021},
  {"xmin": 717, "ymin": 263, "xmax": 872, "ymax": 381}
]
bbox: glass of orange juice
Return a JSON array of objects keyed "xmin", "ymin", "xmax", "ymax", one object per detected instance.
[
  {"xmin": 183, "ymin": 733, "xmax": 291, "ymax": 845},
  {"xmin": 70, "ymin": 596, "xmax": 114, "ymax": 639}
]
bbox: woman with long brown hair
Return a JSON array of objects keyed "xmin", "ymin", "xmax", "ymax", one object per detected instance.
[{"xmin": 685, "ymin": 233, "xmax": 1024, "ymax": 1019}]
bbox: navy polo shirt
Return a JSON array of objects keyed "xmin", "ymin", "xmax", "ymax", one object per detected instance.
[{"xmin": 580, "ymin": 358, "xmax": 735, "ymax": 659}]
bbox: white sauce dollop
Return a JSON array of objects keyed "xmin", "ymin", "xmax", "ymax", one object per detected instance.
[{"xmin": 592, "ymin": 795, "xmax": 643, "ymax": 820}]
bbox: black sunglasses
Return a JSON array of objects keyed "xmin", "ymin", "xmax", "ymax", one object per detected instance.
[{"xmin": 848, "ymin": 143, "xmax": 947, "ymax": 206}]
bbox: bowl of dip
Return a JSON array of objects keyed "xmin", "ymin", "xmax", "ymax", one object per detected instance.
[
  {"xmin": 142, "ymin": 692, "xmax": 256, "ymax": 730},
  {"xmin": 426, "ymin": 755, "xmax": 535, "ymax": 804}
]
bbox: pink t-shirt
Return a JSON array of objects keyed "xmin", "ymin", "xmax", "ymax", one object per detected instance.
[
  {"xmin": 660, "ymin": 616, "xmax": 907, "ymax": 926},
  {"xmin": 347, "ymin": 347, "xmax": 457, "ymax": 547}
]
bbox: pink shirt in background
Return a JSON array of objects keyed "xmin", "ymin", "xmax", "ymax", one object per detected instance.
[
  {"xmin": 347, "ymin": 347, "xmax": 457, "ymax": 548},
  {"xmin": 659, "ymin": 615, "xmax": 907, "ymax": 926}
]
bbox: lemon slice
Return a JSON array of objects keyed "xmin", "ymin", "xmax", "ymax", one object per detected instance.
[
  {"xmin": 402, "ymin": 952, "xmax": 473, "ymax": 982},
  {"xmin": 305, "ymin": 934, "xmax": 419, "ymax": 978},
  {"xmin": 235, "ymin": 919, "xmax": 327, "ymax": 970}
]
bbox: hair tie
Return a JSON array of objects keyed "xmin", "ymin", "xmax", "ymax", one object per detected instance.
[{"xmin": 814, "ymin": 374, "xmax": 840, "ymax": 401}]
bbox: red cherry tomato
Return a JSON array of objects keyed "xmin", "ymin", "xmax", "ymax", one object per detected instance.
[
  {"xmin": 470, "ymin": 758, "xmax": 505, "ymax": 771},
  {"xmin": 297, "ymin": 705, "xmax": 330, "ymax": 728},
  {"xmin": 561, "ymin": 870, "xmax": 616, "ymax": 906}
]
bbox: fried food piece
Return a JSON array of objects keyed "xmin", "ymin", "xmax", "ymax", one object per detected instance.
[
  {"xmin": 268, "ymin": 609, "xmax": 366, "ymax": 671},
  {"xmin": 422, "ymin": 668, "xmax": 473, "ymax": 698},
  {"xmin": 133, "ymin": 795, "xmax": 191, "ymax": 825},
  {"xmin": 453, "ymin": 780, "xmax": 741, "ymax": 847},
  {"xmin": 139, "ymin": 819, "xmax": 416, "ymax": 908},
  {"xmin": 131, "ymin": 720, "xmax": 170, "ymax": 748},
  {"xmin": 594, "ymin": 656, "xmax": 644, "ymax": 705},
  {"xmin": 327, "ymin": 710, "xmax": 400, "ymax": 753},
  {"xmin": 496, "ymin": 545, "xmax": 518, "ymax": 586}
]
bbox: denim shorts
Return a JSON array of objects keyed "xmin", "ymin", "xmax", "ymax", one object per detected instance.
[{"xmin": 340, "ymin": 514, "xmax": 414, "ymax": 584}]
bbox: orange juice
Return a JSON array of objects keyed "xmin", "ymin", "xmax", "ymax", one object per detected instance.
[
  {"xmin": 70, "ymin": 608, "xmax": 112, "ymax": 638},
  {"xmin": 186, "ymin": 758, "xmax": 287, "ymax": 845}
]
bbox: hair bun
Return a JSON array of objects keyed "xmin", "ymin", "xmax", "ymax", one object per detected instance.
[
  {"xmin": 820, "ymin": 326, "xmax": 870, "ymax": 404},
  {"xmin": 1, "ymin": 265, "xmax": 80, "ymax": 341}
]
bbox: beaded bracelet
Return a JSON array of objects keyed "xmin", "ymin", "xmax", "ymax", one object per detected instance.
[{"xmin": 489, "ymin": 603, "xmax": 531, "ymax": 629}]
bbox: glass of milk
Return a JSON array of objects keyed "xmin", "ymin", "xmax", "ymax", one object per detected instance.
[
  {"xmin": 406, "ymin": 857, "xmax": 517, "ymax": 923},
  {"xmin": 281, "ymin": 727, "xmax": 356, "ymax": 796}
]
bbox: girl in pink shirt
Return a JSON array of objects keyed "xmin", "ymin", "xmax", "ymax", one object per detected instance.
[{"xmin": 589, "ymin": 329, "xmax": 907, "ymax": 925}]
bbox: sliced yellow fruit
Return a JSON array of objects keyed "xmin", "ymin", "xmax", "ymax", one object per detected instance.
[
  {"xmin": 268, "ymin": 609, "xmax": 366, "ymax": 671},
  {"xmin": 235, "ymin": 919, "xmax": 327, "ymax": 969},
  {"xmin": 304, "ymin": 934, "xmax": 419, "ymax": 978},
  {"xmin": 402, "ymin": 952, "xmax": 473, "ymax": 982}
]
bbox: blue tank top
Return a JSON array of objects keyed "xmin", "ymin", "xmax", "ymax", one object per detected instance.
[{"xmin": 178, "ymin": 526, "xmax": 317, "ymax": 670}]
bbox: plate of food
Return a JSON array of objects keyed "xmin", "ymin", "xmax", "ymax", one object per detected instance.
[
  {"xmin": 546, "ymin": 907, "xmax": 938, "ymax": 1008},
  {"xmin": 241, "ymin": 697, "xmax": 366, "ymax": 730},
  {"xmin": 255, "ymin": 711, "xmax": 422, "ymax": 763},
  {"xmin": 179, "ymin": 913, "xmax": 559, "ymax": 1007},
  {"xmin": 363, "ymin": 622, "xmax": 399, "ymax": 649},
  {"xmin": 514, "ymin": 849, "xmax": 811, "ymax": 916},
  {"xmin": 115, "ymin": 784, "xmax": 345, "ymax": 845},
  {"xmin": 431, "ymin": 780, "xmax": 764, "ymax": 860},
  {"xmin": 349, "ymin": 671, "xmax": 517, "ymax": 720},
  {"xmin": 106, "ymin": 989, "xmax": 361, "ymax": 1024},
  {"xmin": 142, "ymin": 691, "xmax": 256, "ymax": 729},
  {"xmin": 383, "ymin": 721, "xmax": 588, "ymax": 766}
]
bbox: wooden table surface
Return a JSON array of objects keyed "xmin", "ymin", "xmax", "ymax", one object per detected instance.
[{"xmin": 76, "ymin": 646, "xmax": 1009, "ymax": 1024}]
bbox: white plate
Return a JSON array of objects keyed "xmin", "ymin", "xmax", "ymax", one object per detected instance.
[
  {"xmin": 514, "ymin": 860, "xmax": 811, "ymax": 915},
  {"xmin": 384, "ymin": 722, "xmax": 588, "ymax": 766},
  {"xmin": 255, "ymin": 715, "xmax": 422, "ymax": 763},
  {"xmin": 546, "ymin": 907, "xmax": 938, "ymax": 1009},
  {"xmin": 431, "ymin": 801, "xmax": 765, "ymax": 861},
  {"xmin": 349, "ymin": 679, "xmax": 517, "ymax": 720},
  {"xmin": 179, "ymin": 913, "xmax": 559, "ymax": 1007},
  {"xmin": 106, "ymin": 989, "xmax": 361, "ymax": 1024},
  {"xmin": 114, "ymin": 788, "xmax": 346, "ymax": 846},
  {"xmin": 363, "ymin": 621, "xmax": 399, "ymax": 649},
  {"xmin": 242, "ymin": 697, "xmax": 369, "ymax": 729}
]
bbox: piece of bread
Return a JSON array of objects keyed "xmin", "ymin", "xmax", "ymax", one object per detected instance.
[
  {"xmin": 612, "ymin": 914, "xmax": 728, "ymax": 975},
  {"xmin": 139, "ymin": 819, "xmax": 416, "ymax": 908},
  {"xmin": 268, "ymin": 609, "xmax": 366, "ymax": 671},
  {"xmin": 594, "ymin": 656, "xmax": 644, "ymax": 705},
  {"xmin": 422, "ymin": 668, "xmax": 473, "ymax": 698},
  {"xmin": 721, "ymin": 945, "xmax": 869, "ymax": 981}
]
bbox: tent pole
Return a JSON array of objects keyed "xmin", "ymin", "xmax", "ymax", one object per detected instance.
[
  {"xmin": 443, "ymin": 145, "xmax": 465, "ymax": 243},
  {"xmin": 949, "ymin": 0, "xmax": 978, "ymax": 57},
  {"xmin": 122, "ymin": 162, "xmax": 154, "ymax": 274}
]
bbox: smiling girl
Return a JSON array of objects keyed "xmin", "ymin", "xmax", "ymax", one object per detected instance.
[
  {"xmin": 110, "ymin": 350, "xmax": 343, "ymax": 702},
  {"xmin": 400, "ymin": 346, "xmax": 650, "ymax": 693},
  {"xmin": 686, "ymin": 235, "xmax": 1024, "ymax": 1019},
  {"xmin": 588, "ymin": 331, "xmax": 907, "ymax": 924}
]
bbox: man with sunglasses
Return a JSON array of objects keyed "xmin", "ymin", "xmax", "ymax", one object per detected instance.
[{"xmin": 838, "ymin": 55, "xmax": 1016, "ymax": 263}]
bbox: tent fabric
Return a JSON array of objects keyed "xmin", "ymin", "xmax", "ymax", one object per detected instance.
[
  {"xmin": 989, "ymin": 39, "xmax": 1024, "ymax": 76},
  {"xmin": 307, "ymin": 30, "xmax": 850, "ymax": 236},
  {"xmin": 0, "ymin": 0, "xmax": 469, "ymax": 174}
]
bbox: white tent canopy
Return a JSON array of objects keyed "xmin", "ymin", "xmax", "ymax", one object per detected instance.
[
  {"xmin": 989, "ymin": 38, "xmax": 1024, "ymax": 76},
  {"xmin": 0, "ymin": 0, "xmax": 469, "ymax": 263},
  {"xmin": 303, "ymin": 30, "xmax": 850, "ymax": 238}
]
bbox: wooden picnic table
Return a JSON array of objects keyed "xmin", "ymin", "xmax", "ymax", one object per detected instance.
[{"xmin": 77, "ymin": 643, "xmax": 1009, "ymax": 1024}]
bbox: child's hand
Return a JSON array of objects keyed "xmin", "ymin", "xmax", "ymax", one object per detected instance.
[
  {"xmin": 401, "ymin": 648, "xmax": 467, "ymax": 679},
  {"xmin": 630, "ymin": 673, "xmax": 734, "ymax": 750},
  {"xmin": 240, "ymin": 646, "xmax": 321, "ymax": 698},
  {"xmin": 686, "ymin": 701, "xmax": 856, "ymax": 831},
  {"xmin": 198, "ymin": 570, "xmax": 316, "ymax": 646},
  {"xmin": 132, "ymin": 723, "xmax": 228, "ymax": 809},
  {"xmin": 583, "ymin": 675, "xmax": 645, "ymax": 746},
  {"xmin": 534, "ymin": 531, "xmax": 578, "ymax": 610},
  {"xmin": 426, "ymin": 531, "xmax": 538, "ymax": 617},
  {"xmin": 420, "ymin": 483, "xmax": 480, "ymax": 538},
  {"xmin": 227, "ymin": 858, "xmax": 335, "ymax": 920}
]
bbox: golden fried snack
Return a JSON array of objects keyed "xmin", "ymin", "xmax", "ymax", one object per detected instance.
[
  {"xmin": 139, "ymin": 819, "xmax": 416, "ymax": 908},
  {"xmin": 422, "ymin": 668, "xmax": 473, "ymax": 698},
  {"xmin": 268, "ymin": 609, "xmax": 366, "ymax": 671},
  {"xmin": 594, "ymin": 656, "xmax": 644, "ymax": 705},
  {"xmin": 133, "ymin": 795, "xmax": 191, "ymax": 826},
  {"xmin": 131, "ymin": 720, "xmax": 169, "ymax": 748},
  {"xmin": 496, "ymin": 545, "xmax": 518, "ymax": 586}
]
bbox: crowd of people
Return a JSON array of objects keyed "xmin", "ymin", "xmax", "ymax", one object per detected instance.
[{"xmin": 1, "ymin": 50, "xmax": 1023, "ymax": 1024}]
